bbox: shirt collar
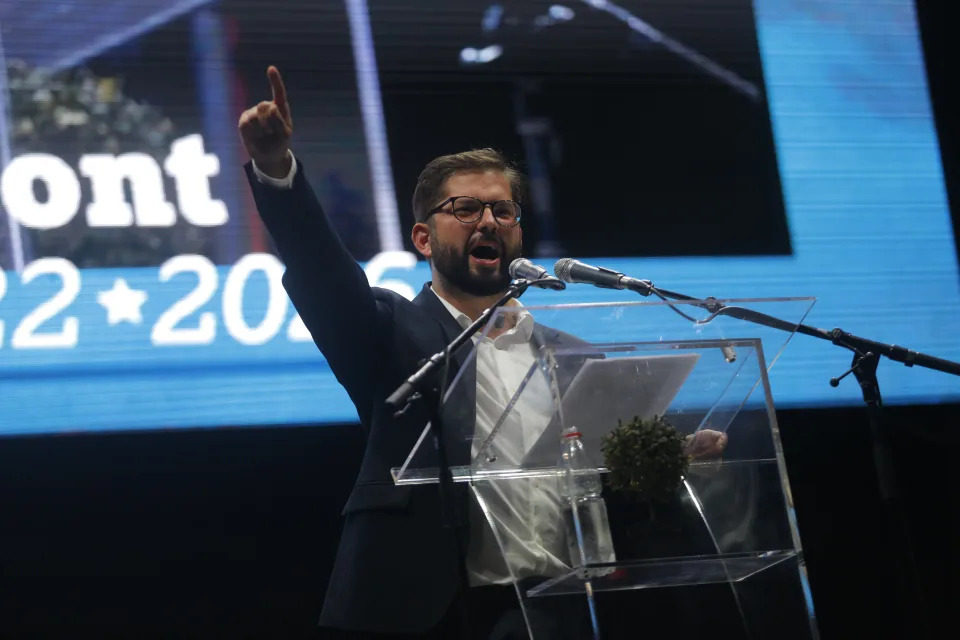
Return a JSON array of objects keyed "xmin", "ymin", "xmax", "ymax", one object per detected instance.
[{"xmin": 429, "ymin": 286, "xmax": 534, "ymax": 342}]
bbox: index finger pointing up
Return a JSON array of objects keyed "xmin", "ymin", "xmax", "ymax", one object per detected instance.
[{"xmin": 267, "ymin": 66, "xmax": 290, "ymax": 120}]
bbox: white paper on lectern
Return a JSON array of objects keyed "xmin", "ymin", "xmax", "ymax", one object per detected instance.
[{"xmin": 521, "ymin": 353, "xmax": 701, "ymax": 466}]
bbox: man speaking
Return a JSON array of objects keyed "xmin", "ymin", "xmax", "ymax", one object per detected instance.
[
  {"xmin": 239, "ymin": 66, "xmax": 724, "ymax": 639},
  {"xmin": 238, "ymin": 65, "xmax": 589, "ymax": 639}
]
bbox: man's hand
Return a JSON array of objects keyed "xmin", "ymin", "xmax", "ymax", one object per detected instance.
[
  {"xmin": 686, "ymin": 429, "xmax": 728, "ymax": 461},
  {"xmin": 238, "ymin": 65, "xmax": 293, "ymax": 179}
]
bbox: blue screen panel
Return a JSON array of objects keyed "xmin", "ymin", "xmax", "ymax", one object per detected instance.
[{"xmin": 0, "ymin": 0, "xmax": 957, "ymax": 435}]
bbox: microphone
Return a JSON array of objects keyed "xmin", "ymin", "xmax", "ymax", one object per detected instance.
[
  {"xmin": 509, "ymin": 258, "xmax": 566, "ymax": 290},
  {"xmin": 553, "ymin": 258, "xmax": 653, "ymax": 295}
]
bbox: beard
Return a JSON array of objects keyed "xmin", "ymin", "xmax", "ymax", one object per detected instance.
[{"xmin": 431, "ymin": 233, "xmax": 521, "ymax": 297}]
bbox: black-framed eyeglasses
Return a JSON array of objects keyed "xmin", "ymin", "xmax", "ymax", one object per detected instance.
[{"xmin": 428, "ymin": 196, "xmax": 522, "ymax": 227}]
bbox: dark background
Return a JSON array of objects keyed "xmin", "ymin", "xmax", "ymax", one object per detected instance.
[
  {"xmin": 2, "ymin": 0, "xmax": 385, "ymax": 267},
  {"xmin": 370, "ymin": 0, "xmax": 790, "ymax": 259},
  {"xmin": 0, "ymin": 404, "xmax": 955, "ymax": 638},
  {"xmin": 24, "ymin": 0, "xmax": 790, "ymax": 264},
  {"xmin": 0, "ymin": 0, "xmax": 957, "ymax": 637}
]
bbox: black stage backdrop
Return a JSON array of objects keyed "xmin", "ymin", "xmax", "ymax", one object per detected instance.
[{"xmin": 0, "ymin": 402, "xmax": 957, "ymax": 639}]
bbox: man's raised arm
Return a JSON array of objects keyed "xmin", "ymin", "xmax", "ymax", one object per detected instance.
[{"xmin": 238, "ymin": 66, "xmax": 383, "ymax": 414}]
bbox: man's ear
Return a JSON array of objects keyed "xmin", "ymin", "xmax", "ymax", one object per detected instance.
[{"xmin": 411, "ymin": 222, "xmax": 432, "ymax": 259}]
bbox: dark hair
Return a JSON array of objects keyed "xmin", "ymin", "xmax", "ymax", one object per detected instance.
[{"xmin": 411, "ymin": 148, "xmax": 525, "ymax": 224}]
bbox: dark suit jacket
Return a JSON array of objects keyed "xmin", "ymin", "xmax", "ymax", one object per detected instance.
[{"xmin": 244, "ymin": 161, "xmax": 583, "ymax": 633}]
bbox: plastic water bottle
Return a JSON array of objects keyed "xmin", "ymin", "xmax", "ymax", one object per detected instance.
[{"xmin": 558, "ymin": 426, "xmax": 616, "ymax": 574}]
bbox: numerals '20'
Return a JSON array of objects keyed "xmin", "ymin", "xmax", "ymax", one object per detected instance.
[{"xmin": 150, "ymin": 253, "xmax": 311, "ymax": 346}]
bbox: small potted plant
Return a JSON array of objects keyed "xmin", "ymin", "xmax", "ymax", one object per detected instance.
[{"xmin": 600, "ymin": 415, "xmax": 703, "ymax": 559}]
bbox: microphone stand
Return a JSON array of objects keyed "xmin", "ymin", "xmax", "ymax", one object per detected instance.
[
  {"xmin": 629, "ymin": 279, "xmax": 958, "ymax": 639},
  {"xmin": 385, "ymin": 278, "xmax": 546, "ymax": 640}
]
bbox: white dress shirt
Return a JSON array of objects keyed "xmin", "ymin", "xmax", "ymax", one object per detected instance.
[
  {"xmin": 252, "ymin": 153, "xmax": 298, "ymax": 188},
  {"xmin": 430, "ymin": 291, "xmax": 569, "ymax": 586},
  {"xmin": 252, "ymin": 156, "xmax": 570, "ymax": 586}
]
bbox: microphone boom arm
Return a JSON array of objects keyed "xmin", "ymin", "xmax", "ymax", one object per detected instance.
[
  {"xmin": 632, "ymin": 275, "xmax": 952, "ymax": 637},
  {"xmin": 642, "ymin": 283, "xmax": 960, "ymax": 378}
]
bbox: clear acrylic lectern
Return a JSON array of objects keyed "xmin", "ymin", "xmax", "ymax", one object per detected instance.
[{"xmin": 392, "ymin": 298, "xmax": 819, "ymax": 640}]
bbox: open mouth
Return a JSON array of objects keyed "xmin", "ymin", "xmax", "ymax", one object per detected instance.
[{"xmin": 469, "ymin": 244, "xmax": 501, "ymax": 265}]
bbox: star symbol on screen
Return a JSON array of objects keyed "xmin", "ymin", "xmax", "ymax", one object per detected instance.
[{"xmin": 97, "ymin": 279, "xmax": 149, "ymax": 326}]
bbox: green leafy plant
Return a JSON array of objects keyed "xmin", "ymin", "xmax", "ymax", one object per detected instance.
[{"xmin": 600, "ymin": 415, "xmax": 689, "ymax": 503}]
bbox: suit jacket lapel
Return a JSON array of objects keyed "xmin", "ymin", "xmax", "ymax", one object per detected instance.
[
  {"xmin": 412, "ymin": 283, "xmax": 476, "ymax": 466},
  {"xmin": 412, "ymin": 282, "xmax": 473, "ymax": 378}
]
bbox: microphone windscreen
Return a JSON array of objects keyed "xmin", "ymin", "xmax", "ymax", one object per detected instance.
[
  {"xmin": 554, "ymin": 258, "xmax": 575, "ymax": 282},
  {"xmin": 508, "ymin": 257, "xmax": 527, "ymax": 279}
]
